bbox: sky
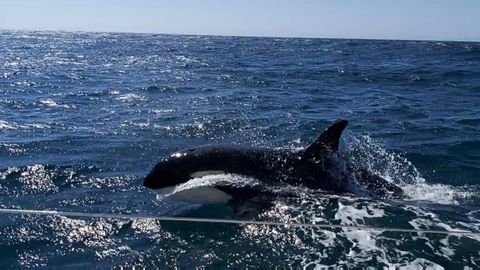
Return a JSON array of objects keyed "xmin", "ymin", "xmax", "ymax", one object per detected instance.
[{"xmin": 0, "ymin": 0, "xmax": 479, "ymax": 42}]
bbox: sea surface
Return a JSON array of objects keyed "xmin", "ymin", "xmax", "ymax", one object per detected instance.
[{"xmin": 0, "ymin": 30, "xmax": 479, "ymax": 268}]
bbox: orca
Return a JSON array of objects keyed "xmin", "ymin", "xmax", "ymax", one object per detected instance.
[{"xmin": 143, "ymin": 120, "xmax": 403, "ymax": 205}]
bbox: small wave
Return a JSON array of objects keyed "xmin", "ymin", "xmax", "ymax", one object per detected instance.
[
  {"xmin": 143, "ymin": 85, "xmax": 178, "ymax": 93},
  {"xmin": 0, "ymin": 143, "xmax": 27, "ymax": 154},
  {"xmin": 0, "ymin": 164, "xmax": 59, "ymax": 195},
  {"xmin": 173, "ymin": 55, "xmax": 210, "ymax": 67},
  {"xmin": 19, "ymin": 164, "xmax": 59, "ymax": 193},
  {"xmin": 120, "ymin": 121, "xmax": 151, "ymax": 129},
  {"xmin": 151, "ymin": 109, "xmax": 175, "ymax": 114},
  {"xmin": 0, "ymin": 120, "xmax": 50, "ymax": 130},
  {"xmin": 0, "ymin": 120, "xmax": 18, "ymax": 130},
  {"xmin": 38, "ymin": 99, "xmax": 75, "ymax": 109},
  {"xmin": 115, "ymin": 93, "xmax": 147, "ymax": 102}
]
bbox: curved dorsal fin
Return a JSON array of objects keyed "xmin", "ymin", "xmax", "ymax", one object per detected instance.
[{"xmin": 304, "ymin": 120, "xmax": 348, "ymax": 159}]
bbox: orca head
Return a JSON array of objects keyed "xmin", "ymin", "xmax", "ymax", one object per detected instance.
[
  {"xmin": 144, "ymin": 150, "xmax": 234, "ymax": 204},
  {"xmin": 143, "ymin": 152, "xmax": 192, "ymax": 192}
]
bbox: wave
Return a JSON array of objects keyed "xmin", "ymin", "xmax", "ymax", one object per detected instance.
[
  {"xmin": 0, "ymin": 120, "xmax": 50, "ymax": 130},
  {"xmin": 38, "ymin": 99, "xmax": 75, "ymax": 109},
  {"xmin": 115, "ymin": 93, "xmax": 147, "ymax": 102}
]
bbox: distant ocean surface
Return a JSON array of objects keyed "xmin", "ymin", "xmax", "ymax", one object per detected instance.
[{"xmin": 0, "ymin": 30, "xmax": 479, "ymax": 268}]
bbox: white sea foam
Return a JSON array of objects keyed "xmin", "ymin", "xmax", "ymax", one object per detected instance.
[
  {"xmin": 120, "ymin": 121, "xmax": 151, "ymax": 128},
  {"xmin": 334, "ymin": 201, "xmax": 385, "ymax": 257},
  {"xmin": 0, "ymin": 120, "xmax": 17, "ymax": 130},
  {"xmin": 115, "ymin": 93, "xmax": 147, "ymax": 102},
  {"xmin": 152, "ymin": 109, "xmax": 175, "ymax": 114},
  {"xmin": 108, "ymin": 90, "xmax": 120, "ymax": 95},
  {"xmin": 38, "ymin": 98, "xmax": 75, "ymax": 109},
  {"xmin": 390, "ymin": 258, "xmax": 445, "ymax": 269},
  {"xmin": 0, "ymin": 120, "xmax": 50, "ymax": 130},
  {"xmin": 174, "ymin": 55, "xmax": 209, "ymax": 66},
  {"xmin": 402, "ymin": 182, "xmax": 475, "ymax": 205},
  {"xmin": 334, "ymin": 201, "xmax": 385, "ymax": 225}
]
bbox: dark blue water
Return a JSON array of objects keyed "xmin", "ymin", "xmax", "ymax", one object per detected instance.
[{"xmin": 0, "ymin": 30, "xmax": 479, "ymax": 268}]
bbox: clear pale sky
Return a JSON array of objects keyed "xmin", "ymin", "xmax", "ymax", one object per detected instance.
[{"xmin": 1, "ymin": 0, "xmax": 479, "ymax": 41}]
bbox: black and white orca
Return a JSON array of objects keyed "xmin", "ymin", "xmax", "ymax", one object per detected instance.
[{"xmin": 143, "ymin": 120, "xmax": 403, "ymax": 205}]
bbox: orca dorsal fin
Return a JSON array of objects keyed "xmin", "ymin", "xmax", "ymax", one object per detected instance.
[{"xmin": 304, "ymin": 120, "xmax": 348, "ymax": 159}]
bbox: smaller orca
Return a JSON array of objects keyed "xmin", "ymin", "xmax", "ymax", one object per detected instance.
[{"xmin": 143, "ymin": 120, "xmax": 403, "ymax": 205}]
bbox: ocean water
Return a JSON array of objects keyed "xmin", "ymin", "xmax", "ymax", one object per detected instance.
[{"xmin": 0, "ymin": 30, "xmax": 479, "ymax": 268}]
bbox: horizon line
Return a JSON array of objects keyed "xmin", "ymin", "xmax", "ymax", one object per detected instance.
[{"xmin": 1, "ymin": 27, "xmax": 479, "ymax": 44}]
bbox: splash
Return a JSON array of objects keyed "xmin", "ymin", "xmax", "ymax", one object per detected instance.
[
  {"xmin": 346, "ymin": 134, "xmax": 424, "ymax": 185},
  {"xmin": 345, "ymin": 134, "xmax": 477, "ymax": 205}
]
